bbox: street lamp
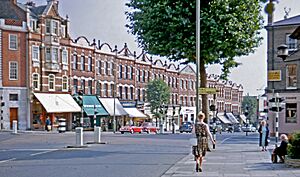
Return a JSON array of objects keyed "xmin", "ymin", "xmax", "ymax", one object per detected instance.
[
  {"xmin": 244, "ymin": 105, "xmax": 249, "ymax": 136},
  {"xmin": 113, "ymin": 45, "xmax": 118, "ymax": 133}
]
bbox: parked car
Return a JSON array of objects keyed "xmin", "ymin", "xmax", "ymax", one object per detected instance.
[
  {"xmin": 179, "ymin": 122, "xmax": 193, "ymax": 133},
  {"xmin": 119, "ymin": 125, "xmax": 143, "ymax": 134},
  {"xmin": 141, "ymin": 122, "xmax": 160, "ymax": 134},
  {"xmin": 242, "ymin": 124, "xmax": 256, "ymax": 132}
]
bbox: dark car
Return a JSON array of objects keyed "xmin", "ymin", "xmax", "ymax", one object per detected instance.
[{"xmin": 179, "ymin": 122, "xmax": 193, "ymax": 133}]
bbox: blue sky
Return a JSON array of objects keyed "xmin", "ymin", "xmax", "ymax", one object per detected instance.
[{"xmin": 19, "ymin": 0, "xmax": 300, "ymax": 96}]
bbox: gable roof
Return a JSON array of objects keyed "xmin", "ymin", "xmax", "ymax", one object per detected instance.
[
  {"xmin": 272, "ymin": 15, "xmax": 300, "ymax": 27},
  {"xmin": 0, "ymin": 0, "xmax": 26, "ymax": 21}
]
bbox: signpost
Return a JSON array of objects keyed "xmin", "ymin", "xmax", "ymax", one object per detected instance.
[{"xmin": 199, "ymin": 88, "xmax": 218, "ymax": 95}]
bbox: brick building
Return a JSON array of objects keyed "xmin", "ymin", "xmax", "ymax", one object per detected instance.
[
  {"xmin": 266, "ymin": 14, "xmax": 300, "ymax": 135},
  {"xmin": 0, "ymin": 0, "xmax": 244, "ymax": 131}
]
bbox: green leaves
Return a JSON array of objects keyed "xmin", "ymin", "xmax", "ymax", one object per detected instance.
[
  {"xmin": 146, "ymin": 79, "xmax": 171, "ymax": 114},
  {"xmin": 126, "ymin": 0, "xmax": 264, "ymax": 79}
]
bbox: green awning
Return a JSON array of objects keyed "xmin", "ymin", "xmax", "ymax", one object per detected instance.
[{"xmin": 83, "ymin": 95, "xmax": 109, "ymax": 116}]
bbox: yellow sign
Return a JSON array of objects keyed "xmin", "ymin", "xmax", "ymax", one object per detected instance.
[
  {"xmin": 268, "ymin": 70, "xmax": 281, "ymax": 81},
  {"xmin": 199, "ymin": 88, "xmax": 217, "ymax": 94}
]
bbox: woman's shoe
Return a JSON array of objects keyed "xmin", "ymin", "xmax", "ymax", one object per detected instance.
[
  {"xmin": 196, "ymin": 164, "xmax": 199, "ymax": 172},
  {"xmin": 198, "ymin": 167, "xmax": 202, "ymax": 172}
]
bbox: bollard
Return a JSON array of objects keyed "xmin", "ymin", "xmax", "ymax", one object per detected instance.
[
  {"xmin": 12, "ymin": 120, "xmax": 17, "ymax": 134},
  {"xmin": 58, "ymin": 118, "xmax": 66, "ymax": 133},
  {"xmin": 94, "ymin": 126, "xmax": 101, "ymax": 143},
  {"xmin": 75, "ymin": 127, "xmax": 83, "ymax": 146}
]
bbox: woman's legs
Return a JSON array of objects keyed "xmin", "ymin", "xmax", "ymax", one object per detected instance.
[
  {"xmin": 195, "ymin": 156, "xmax": 202, "ymax": 172},
  {"xmin": 199, "ymin": 156, "xmax": 203, "ymax": 172}
]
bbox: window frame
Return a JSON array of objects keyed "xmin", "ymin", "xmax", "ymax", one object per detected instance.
[
  {"xmin": 9, "ymin": 61, "xmax": 18, "ymax": 80},
  {"xmin": 285, "ymin": 103, "xmax": 297, "ymax": 123},
  {"xmin": 62, "ymin": 49, "xmax": 68, "ymax": 65},
  {"xmin": 9, "ymin": 34, "xmax": 18, "ymax": 50},
  {"xmin": 32, "ymin": 73, "xmax": 40, "ymax": 90},
  {"xmin": 62, "ymin": 76, "xmax": 68, "ymax": 92},
  {"xmin": 286, "ymin": 64, "xmax": 297, "ymax": 89},
  {"xmin": 48, "ymin": 74, "xmax": 55, "ymax": 91},
  {"xmin": 32, "ymin": 45, "xmax": 40, "ymax": 61}
]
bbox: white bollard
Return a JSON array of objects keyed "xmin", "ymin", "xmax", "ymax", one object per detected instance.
[
  {"xmin": 12, "ymin": 120, "xmax": 17, "ymax": 134},
  {"xmin": 75, "ymin": 127, "xmax": 83, "ymax": 146},
  {"xmin": 94, "ymin": 126, "xmax": 101, "ymax": 143}
]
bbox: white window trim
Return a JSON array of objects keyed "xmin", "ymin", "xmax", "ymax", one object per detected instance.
[
  {"xmin": 9, "ymin": 61, "xmax": 18, "ymax": 80},
  {"xmin": 48, "ymin": 74, "xmax": 55, "ymax": 91},
  {"xmin": 32, "ymin": 73, "xmax": 40, "ymax": 90},
  {"xmin": 62, "ymin": 49, "xmax": 68, "ymax": 65},
  {"xmin": 9, "ymin": 34, "xmax": 18, "ymax": 50},
  {"xmin": 62, "ymin": 76, "xmax": 68, "ymax": 92},
  {"xmin": 32, "ymin": 45, "xmax": 40, "ymax": 61}
]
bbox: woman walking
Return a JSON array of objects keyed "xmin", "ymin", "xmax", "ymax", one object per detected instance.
[
  {"xmin": 193, "ymin": 112, "xmax": 215, "ymax": 172},
  {"xmin": 258, "ymin": 120, "xmax": 269, "ymax": 151}
]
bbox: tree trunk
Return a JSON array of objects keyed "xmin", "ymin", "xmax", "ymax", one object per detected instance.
[{"xmin": 200, "ymin": 59, "xmax": 208, "ymax": 123}]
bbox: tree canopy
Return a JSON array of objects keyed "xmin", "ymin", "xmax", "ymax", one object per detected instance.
[
  {"xmin": 126, "ymin": 0, "xmax": 265, "ymax": 118},
  {"xmin": 126, "ymin": 0, "xmax": 264, "ymax": 78},
  {"xmin": 146, "ymin": 79, "xmax": 171, "ymax": 114}
]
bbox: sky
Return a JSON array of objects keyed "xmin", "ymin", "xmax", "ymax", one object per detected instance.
[{"xmin": 19, "ymin": 0, "xmax": 300, "ymax": 96}]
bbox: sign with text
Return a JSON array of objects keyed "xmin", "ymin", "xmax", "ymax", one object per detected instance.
[
  {"xmin": 199, "ymin": 88, "xmax": 217, "ymax": 94},
  {"xmin": 268, "ymin": 70, "xmax": 281, "ymax": 81}
]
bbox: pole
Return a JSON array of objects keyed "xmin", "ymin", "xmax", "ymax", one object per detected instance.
[
  {"xmin": 113, "ymin": 46, "xmax": 118, "ymax": 133},
  {"xmin": 195, "ymin": 0, "xmax": 201, "ymax": 118},
  {"xmin": 275, "ymin": 93, "xmax": 279, "ymax": 147},
  {"xmin": 212, "ymin": 94, "xmax": 216, "ymax": 149},
  {"xmin": 94, "ymin": 105, "xmax": 96, "ymax": 128}
]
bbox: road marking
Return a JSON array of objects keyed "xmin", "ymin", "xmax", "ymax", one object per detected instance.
[
  {"xmin": 0, "ymin": 158, "xmax": 16, "ymax": 164},
  {"xmin": 0, "ymin": 149, "xmax": 58, "ymax": 152},
  {"xmin": 30, "ymin": 149, "xmax": 58, "ymax": 156},
  {"xmin": 219, "ymin": 137, "xmax": 231, "ymax": 144}
]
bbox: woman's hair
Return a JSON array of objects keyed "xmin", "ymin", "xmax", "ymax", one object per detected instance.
[
  {"xmin": 197, "ymin": 112, "xmax": 205, "ymax": 120},
  {"xmin": 260, "ymin": 120, "xmax": 266, "ymax": 125},
  {"xmin": 280, "ymin": 134, "xmax": 288, "ymax": 141}
]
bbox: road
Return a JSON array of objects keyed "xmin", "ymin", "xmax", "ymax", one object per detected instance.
[{"xmin": 0, "ymin": 131, "xmax": 255, "ymax": 177}]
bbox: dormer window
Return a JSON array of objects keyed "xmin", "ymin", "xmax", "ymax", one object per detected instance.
[
  {"xmin": 30, "ymin": 19, "xmax": 37, "ymax": 31},
  {"xmin": 45, "ymin": 19, "xmax": 59, "ymax": 35},
  {"xmin": 286, "ymin": 34, "xmax": 298, "ymax": 51}
]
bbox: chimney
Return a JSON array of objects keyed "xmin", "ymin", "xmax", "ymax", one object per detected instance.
[{"xmin": 12, "ymin": 0, "xmax": 17, "ymax": 4}]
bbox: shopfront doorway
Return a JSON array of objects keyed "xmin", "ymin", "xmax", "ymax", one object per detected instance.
[{"xmin": 10, "ymin": 108, "xmax": 18, "ymax": 129}]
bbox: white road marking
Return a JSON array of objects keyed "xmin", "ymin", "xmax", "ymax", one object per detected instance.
[
  {"xmin": 219, "ymin": 137, "xmax": 231, "ymax": 144},
  {"xmin": 30, "ymin": 149, "xmax": 58, "ymax": 156},
  {"xmin": 0, "ymin": 158, "xmax": 16, "ymax": 164}
]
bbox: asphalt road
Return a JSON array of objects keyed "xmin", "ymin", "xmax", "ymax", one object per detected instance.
[{"xmin": 0, "ymin": 131, "xmax": 254, "ymax": 177}]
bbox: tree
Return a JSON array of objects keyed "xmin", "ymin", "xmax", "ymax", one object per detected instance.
[
  {"xmin": 126, "ymin": 0, "xmax": 265, "ymax": 120},
  {"xmin": 242, "ymin": 96, "xmax": 258, "ymax": 124},
  {"xmin": 146, "ymin": 79, "xmax": 171, "ymax": 123}
]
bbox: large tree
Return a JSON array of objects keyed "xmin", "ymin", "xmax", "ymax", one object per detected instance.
[
  {"xmin": 146, "ymin": 79, "xmax": 171, "ymax": 124},
  {"xmin": 126, "ymin": 0, "xmax": 265, "ymax": 120}
]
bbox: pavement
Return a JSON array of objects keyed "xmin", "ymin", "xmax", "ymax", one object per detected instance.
[{"xmin": 162, "ymin": 134, "xmax": 300, "ymax": 177}]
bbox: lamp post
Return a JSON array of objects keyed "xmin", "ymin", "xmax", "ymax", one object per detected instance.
[
  {"xmin": 195, "ymin": 0, "xmax": 201, "ymax": 117},
  {"xmin": 113, "ymin": 45, "xmax": 118, "ymax": 133}
]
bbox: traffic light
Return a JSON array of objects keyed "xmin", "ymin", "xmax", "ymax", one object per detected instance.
[{"xmin": 269, "ymin": 95, "xmax": 284, "ymax": 112}]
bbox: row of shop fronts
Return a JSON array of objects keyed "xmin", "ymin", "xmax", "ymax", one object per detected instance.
[{"xmin": 31, "ymin": 93, "xmax": 149, "ymax": 132}]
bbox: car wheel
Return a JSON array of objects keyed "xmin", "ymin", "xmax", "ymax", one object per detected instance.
[
  {"xmin": 130, "ymin": 129, "xmax": 134, "ymax": 134},
  {"xmin": 121, "ymin": 132, "xmax": 124, "ymax": 134},
  {"xmin": 180, "ymin": 131, "xmax": 183, "ymax": 133}
]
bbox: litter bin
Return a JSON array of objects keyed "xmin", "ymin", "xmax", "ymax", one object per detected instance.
[{"xmin": 58, "ymin": 118, "xmax": 66, "ymax": 133}]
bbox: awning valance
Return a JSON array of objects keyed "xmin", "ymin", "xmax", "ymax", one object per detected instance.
[
  {"xmin": 98, "ymin": 98, "xmax": 128, "ymax": 116},
  {"xmin": 34, "ymin": 93, "xmax": 81, "ymax": 113},
  {"xmin": 124, "ymin": 107, "xmax": 147, "ymax": 118},
  {"xmin": 217, "ymin": 113, "xmax": 231, "ymax": 124},
  {"xmin": 83, "ymin": 95, "xmax": 109, "ymax": 116},
  {"xmin": 240, "ymin": 114, "xmax": 247, "ymax": 123},
  {"xmin": 226, "ymin": 113, "xmax": 239, "ymax": 124}
]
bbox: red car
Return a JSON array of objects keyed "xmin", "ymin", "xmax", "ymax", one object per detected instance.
[
  {"xmin": 119, "ymin": 125, "xmax": 143, "ymax": 134},
  {"xmin": 141, "ymin": 122, "xmax": 160, "ymax": 134}
]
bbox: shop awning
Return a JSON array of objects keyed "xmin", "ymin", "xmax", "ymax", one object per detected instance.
[
  {"xmin": 83, "ymin": 95, "xmax": 109, "ymax": 116},
  {"xmin": 240, "ymin": 114, "xmax": 247, "ymax": 123},
  {"xmin": 226, "ymin": 113, "xmax": 239, "ymax": 124},
  {"xmin": 124, "ymin": 107, "xmax": 147, "ymax": 118},
  {"xmin": 98, "ymin": 98, "xmax": 128, "ymax": 116},
  {"xmin": 217, "ymin": 113, "xmax": 231, "ymax": 124},
  {"xmin": 34, "ymin": 93, "xmax": 81, "ymax": 113}
]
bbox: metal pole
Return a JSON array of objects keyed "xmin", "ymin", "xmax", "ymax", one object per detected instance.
[
  {"xmin": 113, "ymin": 46, "xmax": 118, "ymax": 133},
  {"xmin": 275, "ymin": 93, "xmax": 279, "ymax": 147},
  {"xmin": 195, "ymin": 0, "xmax": 201, "ymax": 118},
  {"xmin": 212, "ymin": 94, "xmax": 216, "ymax": 149},
  {"xmin": 94, "ymin": 104, "xmax": 96, "ymax": 128}
]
